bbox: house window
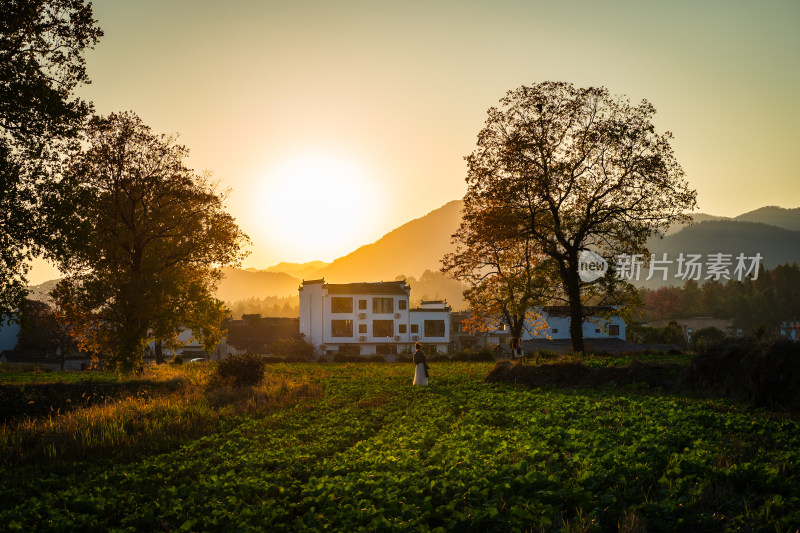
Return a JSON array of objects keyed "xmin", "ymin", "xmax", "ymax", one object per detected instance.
[
  {"xmin": 331, "ymin": 320, "xmax": 353, "ymax": 337},
  {"xmin": 373, "ymin": 298, "xmax": 393, "ymax": 314},
  {"xmin": 399, "ymin": 324, "xmax": 407, "ymax": 334},
  {"xmin": 358, "ymin": 299, "xmax": 367, "ymax": 310},
  {"xmin": 398, "ymin": 300, "xmax": 407, "ymax": 310},
  {"xmin": 338, "ymin": 345, "xmax": 359, "ymax": 355},
  {"xmin": 609, "ymin": 325, "xmax": 620, "ymax": 336},
  {"xmin": 410, "ymin": 324, "xmax": 419, "ymax": 334},
  {"xmin": 373, "ymin": 320, "xmax": 394, "ymax": 337},
  {"xmin": 424, "ymin": 320, "xmax": 445, "ymax": 337},
  {"xmin": 376, "ymin": 344, "xmax": 397, "ymax": 355},
  {"xmin": 331, "ymin": 297, "xmax": 353, "ymax": 313},
  {"xmin": 595, "ymin": 328, "xmax": 601, "ymax": 333},
  {"xmin": 358, "ymin": 324, "xmax": 367, "ymax": 334},
  {"xmin": 552, "ymin": 329, "xmax": 558, "ymax": 334}
]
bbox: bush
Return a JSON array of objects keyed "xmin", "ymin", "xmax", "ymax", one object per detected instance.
[
  {"xmin": 214, "ymin": 352, "xmax": 267, "ymax": 387},
  {"xmin": 683, "ymin": 338, "xmax": 800, "ymax": 412},
  {"xmin": 689, "ymin": 326, "xmax": 726, "ymax": 352},
  {"xmin": 332, "ymin": 352, "xmax": 364, "ymax": 363},
  {"xmin": 329, "ymin": 352, "xmax": 387, "ymax": 363},
  {"xmin": 172, "ymin": 355, "xmax": 183, "ymax": 365},
  {"xmin": 450, "ymin": 349, "xmax": 495, "ymax": 362},
  {"xmin": 270, "ymin": 338, "xmax": 315, "ymax": 360}
]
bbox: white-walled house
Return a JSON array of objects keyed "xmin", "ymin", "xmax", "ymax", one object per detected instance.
[
  {"xmin": 409, "ymin": 300, "xmax": 450, "ymax": 354},
  {"xmin": 299, "ymin": 279, "xmax": 451, "ymax": 355},
  {"xmin": 522, "ymin": 307, "xmax": 626, "ymax": 341}
]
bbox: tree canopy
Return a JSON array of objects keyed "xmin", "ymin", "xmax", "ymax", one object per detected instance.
[
  {"xmin": 446, "ymin": 81, "xmax": 696, "ymax": 351},
  {"xmin": 52, "ymin": 112, "xmax": 249, "ymax": 372},
  {"xmin": 0, "ymin": 0, "xmax": 103, "ymax": 316}
]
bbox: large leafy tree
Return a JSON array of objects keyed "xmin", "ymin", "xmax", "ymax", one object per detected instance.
[
  {"xmin": 53, "ymin": 112, "xmax": 249, "ymax": 372},
  {"xmin": 0, "ymin": 0, "xmax": 102, "ymax": 316},
  {"xmin": 442, "ymin": 207, "xmax": 553, "ymax": 340},
  {"xmin": 449, "ymin": 82, "xmax": 696, "ymax": 352}
]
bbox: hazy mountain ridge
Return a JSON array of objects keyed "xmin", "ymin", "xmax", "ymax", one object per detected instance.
[
  {"xmin": 26, "ymin": 202, "xmax": 800, "ymax": 305},
  {"xmin": 642, "ymin": 220, "xmax": 800, "ymax": 287},
  {"xmin": 263, "ymin": 261, "xmax": 329, "ymax": 279},
  {"xmin": 666, "ymin": 206, "xmax": 800, "ymax": 235},
  {"xmin": 734, "ymin": 206, "xmax": 800, "ymax": 231},
  {"xmin": 216, "ymin": 268, "xmax": 301, "ymax": 302},
  {"xmin": 309, "ymin": 200, "xmax": 464, "ymax": 283}
]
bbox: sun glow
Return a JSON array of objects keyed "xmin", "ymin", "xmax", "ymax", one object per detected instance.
[{"xmin": 255, "ymin": 153, "xmax": 381, "ymax": 262}]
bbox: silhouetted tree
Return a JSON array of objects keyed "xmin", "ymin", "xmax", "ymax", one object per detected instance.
[
  {"xmin": 52, "ymin": 112, "xmax": 249, "ymax": 372},
  {"xmin": 448, "ymin": 82, "xmax": 696, "ymax": 351},
  {"xmin": 0, "ymin": 0, "xmax": 102, "ymax": 316}
]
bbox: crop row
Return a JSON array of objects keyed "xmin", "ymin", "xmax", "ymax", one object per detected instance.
[{"xmin": 1, "ymin": 363, "xmax": 798, "ymax": 531}]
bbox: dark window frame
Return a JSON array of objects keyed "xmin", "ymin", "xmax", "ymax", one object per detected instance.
[
  {"xmin": 331, "ymin": 297, "xmax": 353, "ymax": 314},
  {"xmin": 372, "ymin": 297, "xmax": 394, "ymax": 314},
  {"xmin": 331, "ymin": 319, "xmax": 353, "ymax": 337},
  {"xmin": 373, "ymin": 319, "xmax": 394, "ymax": 337},
  {"xmin": 424, "ymin": 320, "xmax": 446, "ymax": 338}
]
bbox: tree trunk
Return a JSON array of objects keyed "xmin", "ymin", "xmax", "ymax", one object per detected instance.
[
  {"xmin": 564, "ymin": 258, "xmax": 585, "ymax": 353},
  {"xmin": 510, "ymin": 316, "xmax": 525, "ymax": 359},
  {"xmin": 155, "ymin": 340, "xmax": 164, "ymax": 364}
]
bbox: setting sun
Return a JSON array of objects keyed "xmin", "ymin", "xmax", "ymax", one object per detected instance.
[{"xmin": 255, "ymin": 153, "xmax": 381, "ymax": 262}]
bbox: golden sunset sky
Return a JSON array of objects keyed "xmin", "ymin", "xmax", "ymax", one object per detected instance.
[{"xmin": 30, "ymin": 0, "xmax": 800, "ymax": 283}]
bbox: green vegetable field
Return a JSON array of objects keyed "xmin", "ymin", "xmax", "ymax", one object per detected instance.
[{"xmin": 2, "ymin": 362, "xmax": 799, "ymax": 531}]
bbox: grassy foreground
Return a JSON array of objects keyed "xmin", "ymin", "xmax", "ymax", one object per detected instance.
[{"xmin": 1, "ymin": 362, "xmax": 799, "ymax": 532}]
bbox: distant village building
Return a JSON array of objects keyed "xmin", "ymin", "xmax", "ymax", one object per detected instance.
[
  {"xmin": 530, "ymin": 306, "xmax": 626, "ymax": 342},
  {"xmin": 299, "ymin": 279, "xmax": 451, "ymax": 355},
  {"xmin": 780, "ymin": 320, "xmax": 800, "ymax": 341},
  {"xmin": 450, "ymin": 306, "xmax": 626, "ymax": 353},
  {"xmin": 0, "ymin": 317, "xmax": 20, "ymax": 353}
]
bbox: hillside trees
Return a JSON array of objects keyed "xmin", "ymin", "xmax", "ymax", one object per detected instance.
[
  {"xmin": 640, "ymin": 263, "xmax": 800, "ymax": 333},
  {"xmin": 52, "ymin": 112, "xmax": 249, "ymax": 372},
  {"xmin": 446, "ymin": 82, "xmax": 696, "ymax": 351},
  {"xmin": 0, "ymin": 0, "xmax": 102, "ymax": 316}
]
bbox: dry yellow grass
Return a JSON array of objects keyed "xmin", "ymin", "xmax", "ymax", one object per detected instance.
[{"xmin": 0, "ymin": 363, "xmax": 322, "ymax": 468}]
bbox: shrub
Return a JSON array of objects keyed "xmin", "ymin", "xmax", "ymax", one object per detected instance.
[
  {"xmin": 270, "ymin": 338, "xmax": 315, "ymax": 361},
  {"xmin": 172, "ymin": 355, "xmax": 183, "ymax": 365},
  {"xmin": 214, "ymin": 352, "xmax": 266, "ymax": 387},
  {"xmin": 332, "ymin": 352, "xmax": 364, "ymax": 363},
  {"xmin": 689, "ymin": 326, "xmax": 726, "ymax": 352},
  {"xmin": 451, "ymin": 349, "xmax": 495, "ymax": 362},
  {"xmin": 683, "ymin": 338, "xmax": 800, "ymax": 412}
]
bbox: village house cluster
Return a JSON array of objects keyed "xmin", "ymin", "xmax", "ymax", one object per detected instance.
[{"xmin": 0, "ymin": 279, "xmax": 630, "ymax": 367}]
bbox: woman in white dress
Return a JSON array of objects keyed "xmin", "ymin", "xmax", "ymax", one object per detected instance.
[{"xmin": 412, "ymin": 342, "xmax": 429, "ymax": 386}]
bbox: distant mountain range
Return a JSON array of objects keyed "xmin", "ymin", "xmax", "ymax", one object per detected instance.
[
  {"xmin": 667, "ymin": 206, "xmax": 800, "ymax": 234},
  {"xmin": 27, "ymin": 203, "xmax": 800, "ymax": 305},
  {"xmin": 308, "ymin": 200, "xmax": 464, "ymax": 283},
  {"xmin": 216, "ymin": 268, "xmax": 301, "ymax": 301}
]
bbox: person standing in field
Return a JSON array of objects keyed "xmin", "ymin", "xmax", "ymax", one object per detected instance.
[
  {"xmin": 412, "ymin": 342, "xmax": 429, "ymax": 386},
  {"xmin": 512, "ymin": 337, "xmax": 523, "ymax": 358}
]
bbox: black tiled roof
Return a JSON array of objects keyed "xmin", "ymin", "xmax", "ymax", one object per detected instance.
[{"xmin": 323, "ymin": 282, "xmax": 410, "ymax": 295}]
